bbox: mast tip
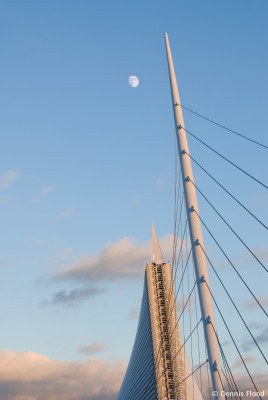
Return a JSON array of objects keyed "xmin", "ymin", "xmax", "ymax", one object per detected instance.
[{"xmin": 151, "ymin": 224, "xmax": 164, "ymax": 264}]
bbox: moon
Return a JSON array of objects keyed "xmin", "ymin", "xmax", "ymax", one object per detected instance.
[{"xmin": 128, "ymin": 75, "xmax": 139, "ymax": 88}]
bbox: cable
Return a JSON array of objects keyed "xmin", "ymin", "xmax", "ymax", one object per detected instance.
[
  {"xmin": 155, "ymin": 318, "xmax": 203, "ymax": 387},
  {"xmin": 167, "ymin": 249, "xmax": 192, "ymax": 327},
  {"xmin": 217, "ymin": 370, "xmax": 227, "ymax": 399},
  {"xmin": 199, "ymin": 243, "xmax": 268, "ymax": 364},
  {"xmin": 185, "ymin": 151, "xmax": 268, "ymax": 230},
  {"xmin": 210, "ymin": 322, "xmax": 242, "ymax": 400},
  {"xmin": 153, "ymin": 221, "xmax": 188, "ymax": 373},
  {"xmin": 174, "ymin": 359, "xmax": 209, "ymax": 390},
  {"xmin": 174, "ymin": 103, "xmax": 268, "ymax": 150},
  {"xmin": 185, "ymin": 227, "xmax": 195, "ymax": 398},
  {"xmin": 154, "ymin": 275, "xmax": 197, "ymax": 379},
  {"xmin": 194, "ymin": 209, "xmax": 268, "ymax": 317},
  {"xmin": 167, "ymin": 281, "xmax": 197, "ymax": 344},
  {"xmin": 169, "ymin": 219, "xmax": 188, "ymax": 308},
  {"xmin": 158, "ymin": 359, "xmax": 209, "ymax": 400},
  {"xmin": 179, "ymin": 126, "xmax": 268, "ymax": 190},
  {"xmin": 171, "ymin": 318, "xmax": 203, "ymax": 367},
  {"xmin": 188, "ymin": 178, "xmax": 268, "ymax": 273},
  {"xmin": 192, "ymin": 257, "xmax": 205, "ymax": 399},
  {"xmin": 204, "ymin": 330, "xmax": 212, "ymax": 400},
  {"xmin": 154, "ymin": 253, "xmax": 194, "ymax": 375},
  {"xmin": 204, "ymin": 280, "xmax": 263, "ymax": 399},
  {"xmin": 172, "ymin": 143, "xmax": 184, "ymax": 273}
]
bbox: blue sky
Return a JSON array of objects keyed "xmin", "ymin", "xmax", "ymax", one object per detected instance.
[{"xmin": 0, "ymin": 1, "xmax": 267, "ymax": 399}]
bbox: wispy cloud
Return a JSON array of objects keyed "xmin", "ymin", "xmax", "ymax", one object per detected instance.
[
  {"xmin": 78, "ymin": 342, "xmax": 107, "ymax": 356},
  {"xmin": 59, "ymin": 208, "xmax": 76, "ymax": 221},
  {"xmin": 41, "ymin": 185, "xmax": 54, "ymax": 196},
  {"xmin": 128, "ymin": 306, "xmax": 140, "ymax": 320},
  {"xmin": 245, "ymin": 294, "xmax": 268, "ymax": 310},
  {"xmin": 41, "ymin": 286, "xmax": 106, "ymax": 307},
  {"xmin": 0, "ymin": 194, "xmax": 8, "ymax": 206},
  {"xmin": 232, "ymin": 373, "xmax": 268, "ymax": 397},
  {"xmin": 195, "ymin": 370, "xmax": 268, "ymax": 399},
  {"xmin": 0, "ymin": 351, "xmax": 125, "ymax": 400},
  {"xmin": 154, "ymin": 175, "xmax": 166, "ymax": 191},
  {"xmin": 53, "ymin": 234, "xmax": 174, "ymax": 283},
  {"xmin": 0, "ymin": 169, "xmax": 20, "ymax": 190},
  {"xmin": 242, "ymin": 326, "xmax": 268, "ymax": 352},
  {"xmin": 232, "ymin": 355, "xmax": 256, "ymax": 369}
]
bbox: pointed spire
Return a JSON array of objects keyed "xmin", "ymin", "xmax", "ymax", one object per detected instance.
[{"xmin": 151, "ymin": 224, "xmax": 164, "ymax": 264}]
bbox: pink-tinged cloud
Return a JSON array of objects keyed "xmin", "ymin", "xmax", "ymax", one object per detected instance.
[
  {"xmin": 245, "ymin": 294, "xmax": 268, "ymax": 310},
  {"xmin": 0, "ymin": 169, "xmax": 20, "ymax": 191},
  {"xmin": 53, "ymin": 234, "xmax": 174, "ymax": 283},
  {"xmin": 0, "ymin": 351, "xmax": 126, "ymax": 400},
  {"xmin": 232, "ymin": 355, "xmax": 257, "ymax": 369}
]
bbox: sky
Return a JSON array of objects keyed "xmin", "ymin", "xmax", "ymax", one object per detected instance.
[{"xmin": 0, "ymin": 1, "xmax": 268, "ymax": 399}]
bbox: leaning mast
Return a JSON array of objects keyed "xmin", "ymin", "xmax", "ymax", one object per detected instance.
[{"xmin": 164, "ymin": 33, "xmax": 223, "ymax": 399}]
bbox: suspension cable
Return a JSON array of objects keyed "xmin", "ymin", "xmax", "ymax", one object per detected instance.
[
  {"xmin": 210, "ymin": 322, "xmax": 242, "ymax": 400},
  {"xmin": 184, "ymin": 151, "xmax": 268, "ymax": 230},
  {"xmin": 204, "ymin": 280, "xmax": 263, "ymax": 399},
  {"xmin": 199, "ymin": 243, "xmax": 268, "ymax": 364},
  {"xmin": 154, "ymin": 266, "xmax": 195, "ymax": 375},
  {"xmin": 179, "ymin": 126, "xmax": 268, "ymax": 190},
  {"xmin": 194, "ymin": 209, "xmax": 268, "ymax": 317},
  {"xmin": 174, "ymin": 359, "xmax": 209, "ymax": 390},
  {"xmin": 174, "ymin": 103, "xmax": 268, "ymax": 150},
  {"xmin": 155, "ymin": 318, "xmax": 203, "ymax": 387},
  {"xmin": 188, "ymin": 178, "xmax": 268, "ymax": 273},
  {"xmin": 192, "ymin": 256, "xmax": 205, "ymax": 399},
  {"xmin": 158, "ymin": 359, "xmax": 209, "ymax": 400}
]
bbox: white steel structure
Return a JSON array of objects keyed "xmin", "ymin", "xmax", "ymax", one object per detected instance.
[
  {"xmin": 164, "ymin": 33, "xmax": 223, "ymax": 399},
  {"xmin": 147, "ymin": 226, "xmax": 203, "ymax": 400},
  {"xmin": 117, "ymin": 226, "xmax": 203, "ymax": 400},
  {"xmin": 117, "ymin": 34, "xmax": 224, "ymax": 400}
]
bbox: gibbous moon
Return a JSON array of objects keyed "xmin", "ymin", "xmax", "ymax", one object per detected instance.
[{"xmin": 128, "ymin": 75, "xmax": 139, "ymax": 88}]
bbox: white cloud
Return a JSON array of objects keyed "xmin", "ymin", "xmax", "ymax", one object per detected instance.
[
  {"xmin": 0, "ymin": 169, "xmax": 20, "ymax": 191},
  {"xmin": 0, "ymin": 351, "xmax": 126, "ymax": 400},
  {"xmin": 54, "ymin": 234, "xmax": 174, "ymax": 283}
]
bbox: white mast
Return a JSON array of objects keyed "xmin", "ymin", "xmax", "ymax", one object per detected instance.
[{"xmin": 164, "ymin": 33, "xmax": 223, "ymax": 399}]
